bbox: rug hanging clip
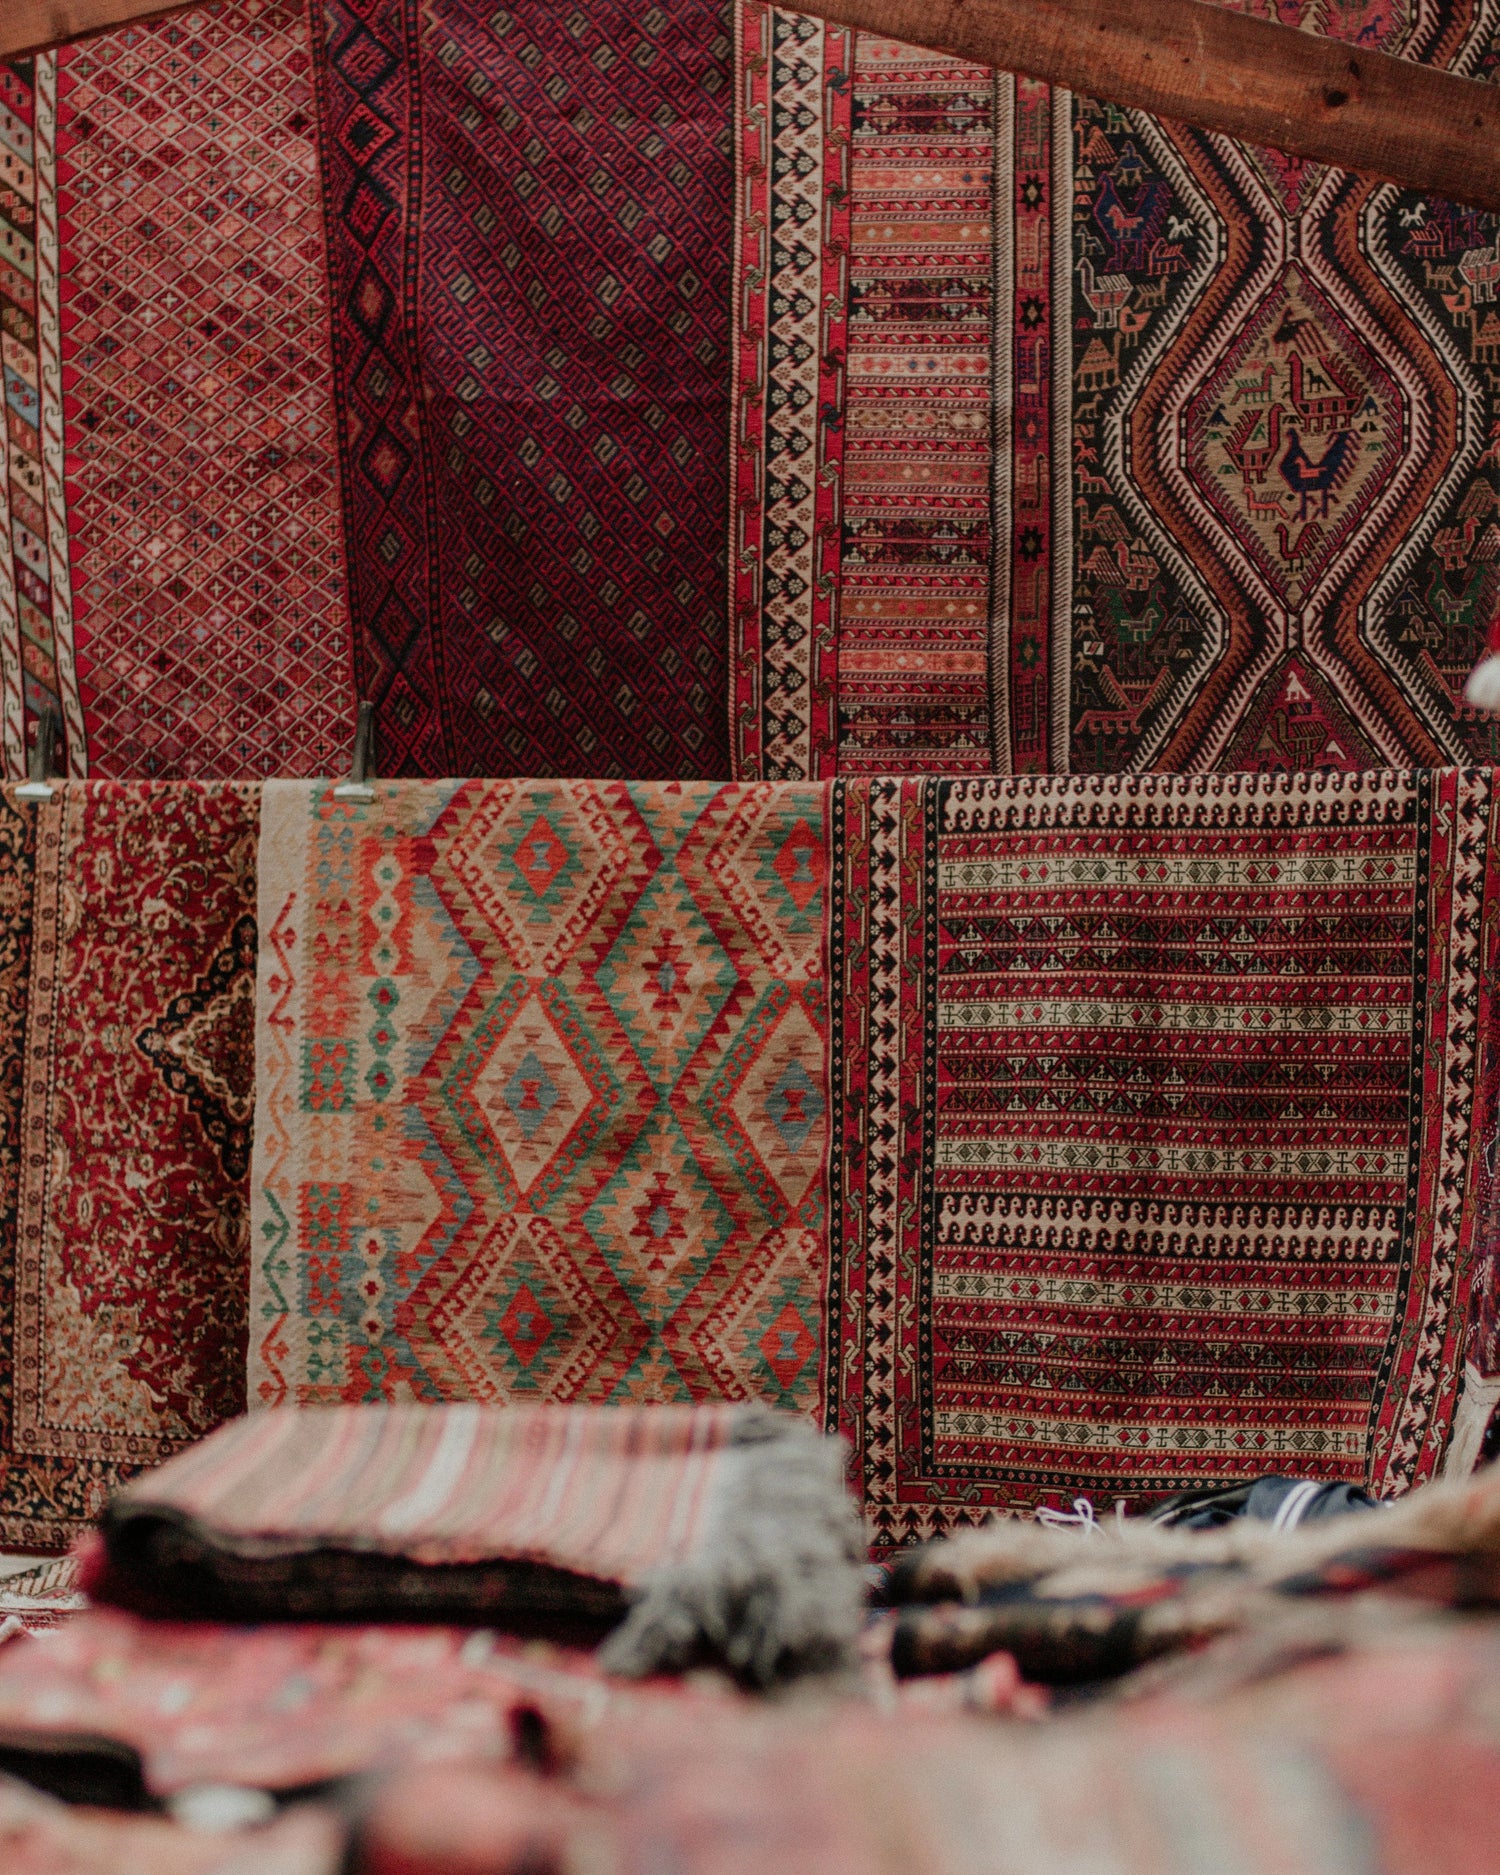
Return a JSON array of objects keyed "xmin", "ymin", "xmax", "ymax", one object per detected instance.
[
  {"xmin": 16, "ymin": 706, "xmax": 60, "ymax": 801},
  {"xmin": 333, "ymin": 699, "xmax": 376, "ymax": 801}
]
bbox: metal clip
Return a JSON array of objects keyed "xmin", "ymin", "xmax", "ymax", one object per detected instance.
[
  {"xmin": 333, "ymin": 699, "xmax": 376, "ymax": 801},
  {"xmin": 16, "ymin": 706, "xmax": 59, "ymax": 800}
]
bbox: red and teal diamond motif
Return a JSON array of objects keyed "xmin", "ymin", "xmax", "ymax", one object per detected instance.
[
  {"xmin": 505, "ymin": 811, "xmax": 576, "ymax": 905},
  {"xmin": 769, "ymin": 817, "xmax": 825, "ymax": 917},
  {"xmin": 490, "ymin": 1279, "xmax": 554, "ymax": 1367},
  {"xmin": 757, "ymin": 1300, "xmax": 817, "ymax": 1394}
]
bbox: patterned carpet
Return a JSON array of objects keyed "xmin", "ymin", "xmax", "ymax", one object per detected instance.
[
  {"xmin": 732, "ymin": 0, "xmax": 1500, "ymax": 778},
  {"xmin": 1, "ymin": 2, "xmax": 1497, "ymax": 781},
  {"xmin": 0, "ymin": 783, "xmax": 255, "ymax": 1549},
  {"xmin": 252, "ymin": 779, "xmax": 829, "ymax": 1409},
  {"xmin": 828, "ymin": 769, "xmax": 1500, "ymax": 1543},
  {"xmin": 312, "ymin": 0, "xmax": 734, "ymax": 779},
  {"xmin": 1, "ymin": 9, "xmax": 355, "ymax": 782},
  {"xmin": 247, "ymin": 773, "xmax": 1500, "ymax": 1536}
]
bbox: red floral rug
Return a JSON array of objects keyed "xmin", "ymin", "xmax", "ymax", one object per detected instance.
[{"xmin": 0, "ymin": 782, "xmax": 256, "ymax": 1549}]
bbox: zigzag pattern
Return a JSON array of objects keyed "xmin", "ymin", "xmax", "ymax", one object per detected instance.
[{"xmin": 252, "ymin": 780, "xmax": 830, "ymax": 1415}]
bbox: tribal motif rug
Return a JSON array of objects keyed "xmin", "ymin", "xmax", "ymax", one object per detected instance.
[
  {"xmin": 311, "ymin": 0, "xmax": 734, "ymax": 778},
  {"xmin": 828, "ymin": 769, "xmax": 1500, "ymax": 1545},
  {"xmin": 252, "ymin": 780, "xmax": 829, "ymax": 1410},
  {"xmin": 0, "ymin": 7, "xmax": 354, "ymax": 781},
  {"xmin": 732, "ymin": 0, "xmax": 1500, "ymax": 778},
  {"xmin": 0, "ymin": 782, "xmax": 256, "ymax": 1549}
]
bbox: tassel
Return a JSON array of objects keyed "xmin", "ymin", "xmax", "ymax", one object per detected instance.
[
  {"xmin": 1466, "ymin": 654, "xmax": 1500, "ymax": 712},
  {"xmin": 1465, "ymin": 611, "xmax": 1500, "ymax": 711}
]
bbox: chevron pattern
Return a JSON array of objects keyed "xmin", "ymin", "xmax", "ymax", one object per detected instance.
[{"xmin": 253, "ymin": 780, "xmax": 830, "ymax": 1414}]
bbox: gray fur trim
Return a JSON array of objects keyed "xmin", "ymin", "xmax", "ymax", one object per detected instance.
[{"xmin": 597, "ymin": 1410, "xmax": 866, "ymax": 1689}]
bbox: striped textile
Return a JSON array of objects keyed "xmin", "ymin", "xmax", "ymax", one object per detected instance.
[
  {"xmin": 98, "ymin": 1404, "xmax": 866, "ymax": 1684},
  {"xmin": 110, "ymin": 1404, "xmax": 748, "ymax": 1584}
]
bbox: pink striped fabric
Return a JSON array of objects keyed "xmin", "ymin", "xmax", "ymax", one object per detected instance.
[{"xmin": 111, "ymin": 1404, "xmax": 752, "ymax": 1585}]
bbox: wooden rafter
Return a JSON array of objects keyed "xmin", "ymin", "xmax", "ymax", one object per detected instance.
[
  {"xmin": 5, "ymin": 0, "xmax": 1500, "ymax": 211},
  {"xmin": 2, "ymin": 0, "xmax": 197, "ymax": 60}
]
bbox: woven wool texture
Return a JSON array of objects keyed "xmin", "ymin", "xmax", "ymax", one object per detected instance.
[
  {"xmin": 251, "ymin": 780, "xmax": 830, "ymax": 1411},
  {"xmin": 729, "ymin": 0, "xmax": 1500, "ymax": 779},
  {"xmin": 0, "ymin": 8, "xmax": 355, "ymax": 783},
  {"xmin": 827, "ymin": 769, "xmax": 1500, "ymax": 1543},
  {"xmin": 309, "ymin": 0, "xmax": 734, "ymax": 779},
  {"xmin": 0, "ymin": 783, "xmax": 256, "ymax": 1549},
  {"xmin": 110, "ymin": 1402, "xmax": 757, "ymax": 1578},
  {"xmin": 7, "ymin": 0, "xmax": 1500, "ymax": 782},
  {"xmin": 8, "ymin": 0, "xmax": 1500, "ymax": 780},
  {"xmin": 251, "ymin": 773, "xmax": 1500, "ymax": 1537}
]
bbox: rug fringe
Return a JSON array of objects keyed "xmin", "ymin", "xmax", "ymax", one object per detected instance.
[{"xmin": 598, "ymin": 1411, "xmax": 866, "ymax": 1688}]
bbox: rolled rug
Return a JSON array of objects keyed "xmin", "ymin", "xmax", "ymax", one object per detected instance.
[
  {"xmin": 92, "ymin": 1404, "xmax": 866, "ymax": 1688},
  {"xmin": 884, "ymin": 1458, "xmax": 1500, "ymax": 1684}
]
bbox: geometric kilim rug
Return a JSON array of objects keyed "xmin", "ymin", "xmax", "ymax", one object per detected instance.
[
  {"xmin": 827, "ymin": 769, "xmax": 1500, "ymax": 1546},
  {"xmin": 309, "ymin": 0, "xmax": 734, "ymax": 780},
  {"xmin": 251, "ymin": 780, "xmax": 830, "ymax": 1412},
  {"xmin": 731, "ymin": 0, "xmax": 1500, "ymax": 779},
  {"xmin": 3, "ymin": 6, "xmax": 356, "ymax": 783},
  {"xmin": 0, "ymin": 782, "xmax": 256, "ymax": 1551}
]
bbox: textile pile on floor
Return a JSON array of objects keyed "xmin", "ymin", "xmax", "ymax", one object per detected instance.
[
  {"xmin": 94, "ymin": 1401, "xmax": 865, "ymax": 1685},
  {"xmin": 4, "ymin": 1454, "xmax": 1500, "ymax": 1868}
]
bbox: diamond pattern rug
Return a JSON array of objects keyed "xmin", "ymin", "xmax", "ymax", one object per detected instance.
[
  {"xmin": 26, "ymin": 4, "xmax": 353, "ymax": 779},
  {"xmin": 732, "ymin": 0, "xmax": 1500, "ymax": 777},
  {"xmin": 252, "ymin": 780, "xmax": 830, "ymax": 1410},
  {"xmin": 310, "ymin": 0, "xmax": 734, "ymax": 778}
]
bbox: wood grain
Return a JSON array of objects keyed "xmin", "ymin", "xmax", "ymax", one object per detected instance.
[
  {"xmin": 5, "ymin": 0, "xmax": 1500, "ymax": 210},
  {"xmin": 805, "ymin": 0, "xmax": 1500, "ymax": 209},
  {"xmin": 1, "ymin": 0, "xmax": 199, "ymax": 60}
]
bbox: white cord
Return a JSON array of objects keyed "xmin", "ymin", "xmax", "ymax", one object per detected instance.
[{"xmin": 1038, "ymin": 1496, "xmax": 1099, "ymax": 1533}]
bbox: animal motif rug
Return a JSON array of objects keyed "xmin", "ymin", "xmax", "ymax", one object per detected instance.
[
  {"xmin": 251, "ymin": 779, "xmax": 830, "ymax": 1413},
  {"xmin": 827, "ymin": 768, "xmax": 1500, "ymax": 1544},
  {"xmin": 8, "ymin": 0, "xmax": 1500, "ymax": 785},
  {"xmin": 731, "ymin": 0, "xmax": 1500, "ymax": 778},
  {"xmin": 0, "ymin": 782, "xmax": 256, "ymax": 1549}
]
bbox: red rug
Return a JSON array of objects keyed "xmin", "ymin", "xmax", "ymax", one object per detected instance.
[
  {"xmin": 0, "ymin": 1603, "xmax": 721, "ymax": 1798},
  {"xmin": 828, "ymin": 769, "xmax": 1500, "ymax": 1545},
  {"xmin": 310, "ymin": 0, "xmax": 733, "ymax": 778},
  {"xmin": 0, "ymin": 7, "xmax": 356, "ymax": 783},
  {"xmin": 731, "ymin": 0, "xmax": 1500, "ymax": 778},
  {"xmin": 0, "ymin": 782, "xmax": 255, "ymax": 1549}
]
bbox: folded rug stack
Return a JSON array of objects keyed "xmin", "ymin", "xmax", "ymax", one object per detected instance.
[{"xmin": 93, "ymin": 1403, "xmax": 866, "ymax": 1688}]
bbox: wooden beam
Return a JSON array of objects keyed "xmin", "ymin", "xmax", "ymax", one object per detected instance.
[
  {"xmin": 6, "ymin": 0, "xmax": 1500, "ymax": 211},
  {"xmin": 799, "ymin": 0, "xmax": 1500, "ymax": 210},
  {"xmin": 1, "ymin": 0, "xmax": 198, "ymax": 61}
]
